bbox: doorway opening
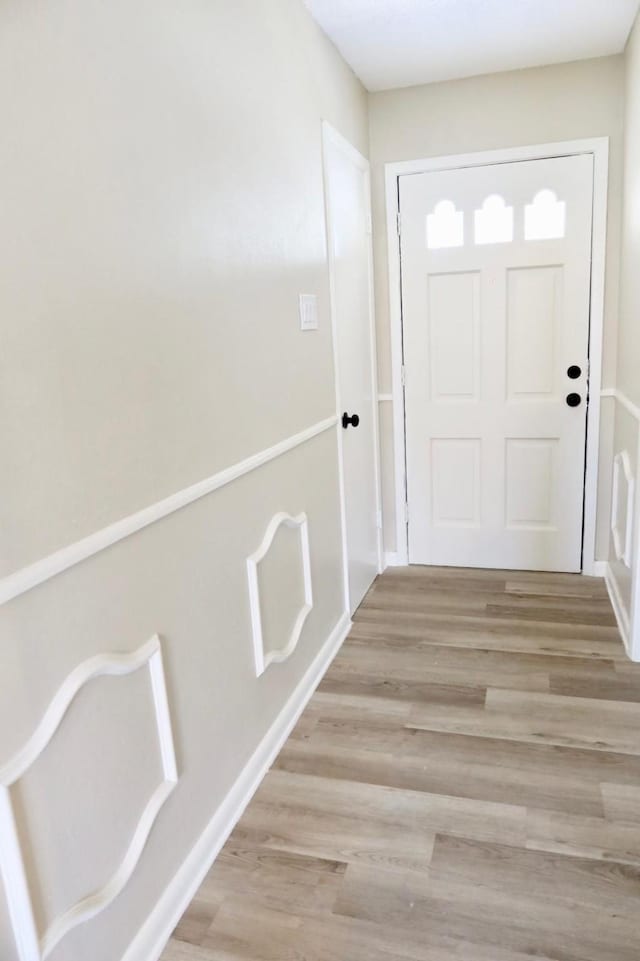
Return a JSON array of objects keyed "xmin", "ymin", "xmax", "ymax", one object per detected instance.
[{"xmin": 385, "ymin": 139, "xmax": 609, "ymax": 574}]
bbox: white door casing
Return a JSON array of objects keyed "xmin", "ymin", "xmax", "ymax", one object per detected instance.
[
  {"xmin": 323, "ymin": 122, "xmax": 382, "ymax": 614},
  {"xmin": 399, "ymin": 154, "xmax": 594, "ymax": 572}
]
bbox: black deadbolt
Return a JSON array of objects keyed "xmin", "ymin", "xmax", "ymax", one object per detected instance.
[
  {"xmin": 342, "ymin": 412, "xmax": 360, "ymax": 429},
  {"xmin": 566, "ymin": 393, "xmax": 582, "ymax": 408},
  {"xmin": 567, "ymin": 365, "xmax": 582, "ymax": 379}
]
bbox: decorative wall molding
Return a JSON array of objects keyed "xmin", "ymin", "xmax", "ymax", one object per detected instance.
[
  {"xmin": 603, "ymin": 389, "xmax": 640, "ymax": 660},
  {"xmin": 0, "ymin": 416, "xmax": 337, "ymax": 609},
  {"xmin": 612, "ymin": 451, "xmax": 635, "ymax": 568},
  {"xmin": 247, "ymin": 513, "xmax": 313, "ymax": 677},
  {"xmin": 605, "ymin": 563, "xmax": 632, "ymax": 659},
  {"xmin": 601, "ymin": 387, "xmax": 640, "ymax": 423},
  {"xmin": 0, "ymin": 636, "xmax": 177, "ymax": 961},
  {"xmin": 120, "ymin": 611, "xmax": 351, "ymax": 961}
]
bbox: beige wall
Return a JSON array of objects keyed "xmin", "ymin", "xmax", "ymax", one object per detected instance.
[
  {"xmin": 608, "ymin": 404, "xmax": 638, "ymax": 621},
  {"xmin": 1, "ymin": 5, "xmax": 637, "ymax": 957},
  {"xmin": 618, "ymin": 15, "xmax": 640, "ymax": 410},
  {"xmin": 368, "ymin": 56, "xmax": 626, "ymax": 556},
  {"xmin": 607, "ymin": 13, "xmax": 640, "ymax": 656},
  {"xmin": 0, "ymin": 2, "xmax": 366, "ymax": 960},
  {"xmin": 0, "ymin": 0, "xmax": 366, "ymax": 576}
]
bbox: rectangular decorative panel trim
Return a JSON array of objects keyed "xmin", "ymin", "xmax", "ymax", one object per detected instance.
[
  {"xmin": 427, "ymin": 272, "xmax": 480, "ymax": 402},
  {"xmin": 507, "ymin": 266, "xmax": 562, "ymax": 400},
  {"xmin": 612, "ymin": 451, "xmax": 635, "ymax": 568},
  {"xmin": 505, "ymin": 438, "xmax": 558, "ymax": 530},
  {"xmin": 430, "ymin": 439, "xmax": 481, "ymax": 527}
]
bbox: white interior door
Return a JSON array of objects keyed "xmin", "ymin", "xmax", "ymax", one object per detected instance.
[
  {"xmin": 400, "ymin": 154, "xmax": 594, "ymax": 573},
  {"xmin": 323, "ymin": 124, "xmax": 381, "ymax": 613}
]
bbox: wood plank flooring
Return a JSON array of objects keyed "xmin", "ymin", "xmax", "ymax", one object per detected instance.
[{"xmin": 161, "ymin": 567, "xmax": 640, "ymax": 961}]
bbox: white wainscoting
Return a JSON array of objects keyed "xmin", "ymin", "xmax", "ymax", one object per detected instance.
[
  {"xmin": 0, "ymin": 636, "xmax": 177, "ymax": 961},
  {"xmin": 601, "ymin": 388, "xmax": 640, "ymax": 661},
  {"xmin": 247, "ymin": 512, "xmax": 313, "ymax": 677},
  {"xmin": 605, "ymin": 563, "xmax": 633, "ymax": 655},
  {"xmin": 1, "ymin": 416, "xmax": 348, "ymax": 960},
  {"xmin": 120, "ymin": 610, "xmax": 351, "ymax": 961},
  {"xmin": 601, "ymin": 387, "xmax": 640, "ymax": 423},
  {"xmin": 0, "ymin": 416, "xmax": 337, "ymax": 607},
  {"xmin": 612, "ymin": 451, "xmax": 635, "ymax": 568}
]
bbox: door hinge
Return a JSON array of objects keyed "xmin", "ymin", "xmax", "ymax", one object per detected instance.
[
  {"xmin": 376, "ymin": 509, "xmax": 383, "ymax": 530},
  {"xmin": 396, "ymin": 211, "xmax": 402, "ymax": 236},
  {"xmin": 366, "ymin": 211, "xmax": 373, "ymax": 236},
  {"xmin": 404, "ymin": 501, "xmax": 410, "ymax": 525},
  {"xmin": 585, "ymin": 359, "xmax": 591, "ymax": 404},
  {"xmin": 401, "ymin": 365, "xmax": 407, "ymax": 388}
]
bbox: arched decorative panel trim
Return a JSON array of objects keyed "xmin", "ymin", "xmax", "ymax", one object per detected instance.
[
  {"xmin": 0, "ymin": 635, "xmax": 177, "ymax": 961},
  {"xmin": 247, "ymin": 512, "xmax": 313, "ymax": 677},
  {"xmin": 612, "ymin": 451, "xmax": 635, "ymax": 568}
]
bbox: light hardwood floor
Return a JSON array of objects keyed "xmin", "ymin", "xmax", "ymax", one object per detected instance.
[{"xmin": 161, "ymin": 567, "xmax": 640, "ymax": 961}]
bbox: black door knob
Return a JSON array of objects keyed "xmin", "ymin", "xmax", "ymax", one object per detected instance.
[
  {"xmin": 567, "ymin": 365, "xmax": 582, "ymax": 379},
  {"xmin": 342, "ymin": 412, "xmax": 360, "ymax": 429},
  {"xmin": 566, "ymin": 393, "xmax": 582, "ymax": 407}
]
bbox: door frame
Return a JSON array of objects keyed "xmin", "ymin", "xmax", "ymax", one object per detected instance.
[
  {"xmin": 384, "ymin": 138, "xmax": 609, "ymax": 575},
  {"xmin": 322, "ymin": 120, "xmax": 384, "ymax": 615}
]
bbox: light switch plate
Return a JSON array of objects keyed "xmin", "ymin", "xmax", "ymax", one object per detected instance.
[{"xmin": 299, "ymin": 294, "xmax": 319, "ymax": 331}]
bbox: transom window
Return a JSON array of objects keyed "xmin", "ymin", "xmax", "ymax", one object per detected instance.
[{"xmin": 425, "ymin": 190, "xmax": 567, "ymax": 248}]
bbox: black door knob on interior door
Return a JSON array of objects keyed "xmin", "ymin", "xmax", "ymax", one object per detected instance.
[
  {"xmin": 342, "ymin": 412, "xmax": 360, "ymax": 429},
  {"xmin": 567, "ymin": 365, "xmax": 582, "ymax": 379},
  {"xmin": 566, "ymin": 393, "xmax": 582, "ymax": 407}
]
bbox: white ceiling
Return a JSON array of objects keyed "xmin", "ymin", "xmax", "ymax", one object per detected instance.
[{"xmin": 303, "ymin": 0, "xmax": 640, "ymax": 91}]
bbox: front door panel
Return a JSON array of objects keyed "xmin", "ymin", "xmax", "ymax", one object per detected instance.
[{"xmin": 399, "ymin": 155, "xmax": 593, "ymax": 572}]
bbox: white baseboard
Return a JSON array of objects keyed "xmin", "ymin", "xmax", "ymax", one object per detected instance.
[
  {"xmin": 384, "ymin": 554, "xmax": 607, "ymax": 577},
  {"xmin": 384, "ymin": 552, "xmax": 402, "ymax": 568},
  {"xmin": 604, "ymin": 562, "xmax": 634, "ymax": 660},
  {"xmin": 120, "ymin": 610, "xmax": 352, "ymax": 961}
]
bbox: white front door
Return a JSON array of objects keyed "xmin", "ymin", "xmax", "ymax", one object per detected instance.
[
  {"xmin": 323, "ymin": 124, "xmax": 381, "ymax": 613},
  {"xmin": 399, "ymin": 154, "xmax": 594, "ymax": 573}
]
